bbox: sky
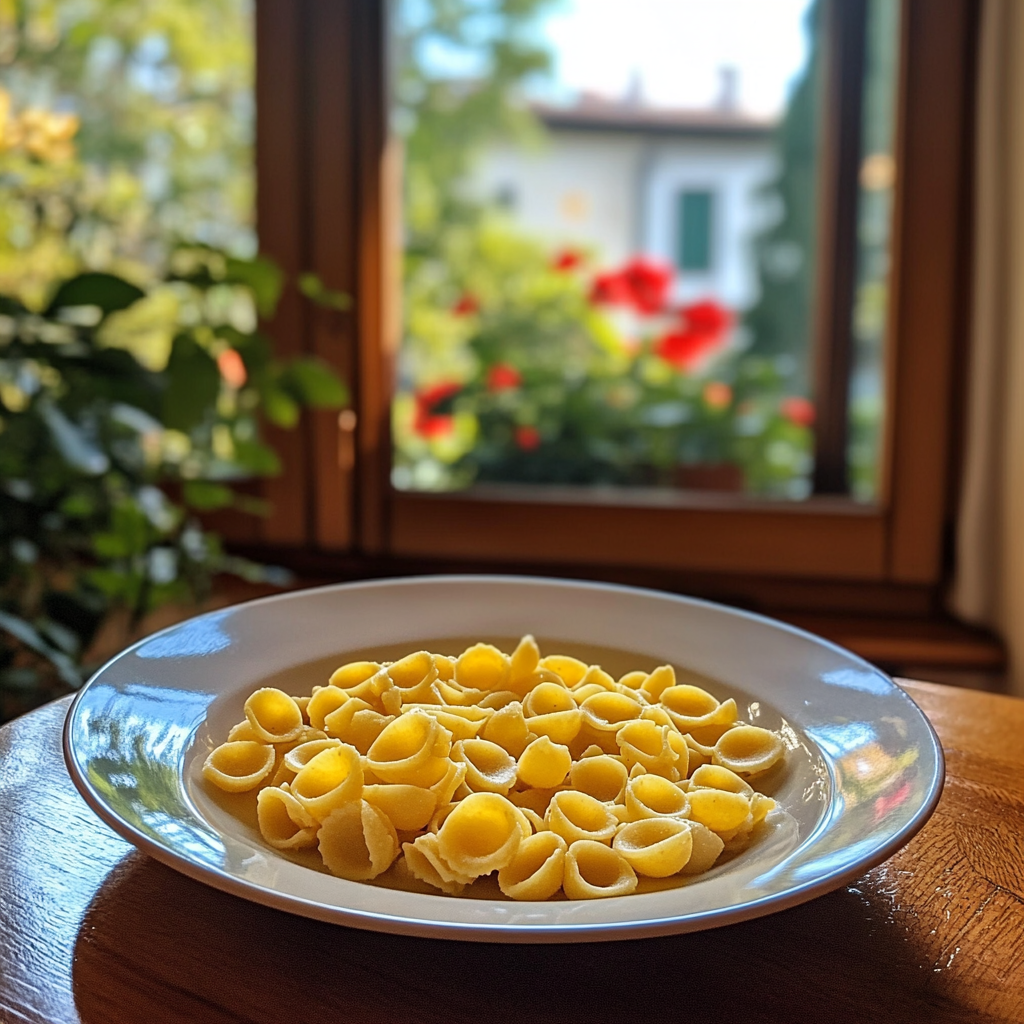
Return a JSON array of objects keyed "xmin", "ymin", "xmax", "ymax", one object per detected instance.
[{"xmin": 536, "ymin": 0, "xmax": 816, "ymax": 117}]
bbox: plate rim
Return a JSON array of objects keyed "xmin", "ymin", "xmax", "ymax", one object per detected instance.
[{"xmin": 62, "ymin": 573, "xmax": 946, "ymax": 943}]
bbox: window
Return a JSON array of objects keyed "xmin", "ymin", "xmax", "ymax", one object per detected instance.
[
  {"xmin": 249, "ymin": 0, "xmax": 975, "ymax": 606},
  {"xmin": 390, "ymin": 0, "xmax": 845, "ymax": 501},
  {"xmin": 677, "ymin": 190, "xmax": 715, "ymax": 273}
]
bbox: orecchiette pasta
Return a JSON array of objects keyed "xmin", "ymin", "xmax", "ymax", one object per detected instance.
[{"xmin": 203, "ymin": 636, "xmax": 787, "ymax": 901}]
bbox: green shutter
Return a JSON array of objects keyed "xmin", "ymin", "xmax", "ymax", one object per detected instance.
[{"xmin": 677, "ymin": 190, "xmax": 714, "ymax": 272}]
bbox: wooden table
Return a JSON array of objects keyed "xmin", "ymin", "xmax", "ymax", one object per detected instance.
[{"xmin": 1, "ymin": 682, "xmax": 1022, "ymax": 1024}]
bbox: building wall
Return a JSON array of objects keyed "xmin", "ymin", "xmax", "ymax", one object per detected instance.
[
  {"xmin": 642, "ymin": 139, "xmax": 777, "ymax": 309},
  {"xmin": 473, "ymin": 127, "xmax": 777, "ymax": 311}
]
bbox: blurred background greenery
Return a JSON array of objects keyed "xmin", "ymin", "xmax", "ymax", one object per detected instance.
[{"xmin": 0, "ymin": 1, "xmax": 345, "ymax": 721}]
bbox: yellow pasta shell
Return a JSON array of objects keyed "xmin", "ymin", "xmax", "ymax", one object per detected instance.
[
  {"xmin": 613, "ymin": 818, "xmax": 694, "ymax": 877},
  {"xmin": 436, "ymin": 792, "xmax": 524, "ymax": 877},
  {"xmin": 404, "ymin": 703, "xmax": 490, "ymax": 741},
  {"xmin": 386, "ymin": 650, "xmax": 436, "ymax": 689},
  {"xmin": 480, "ymin": 701, "xmax": 531, "ymax": 757},
  {"xmin": 523, "ymin": 682, "xmax": 576, "ymax": 717},
  {"xmin": 639, "ymin": 664, "xmax": 677, "ymax": 702},
  {"xmin": 569, "ymin": 754, "xmax": 628, "ymax": 803},
  {"xmin": 452, "ymin": 738, "xmax": 518, "ymax": 794},
  {"xmin": 659, "ymin": 686, "xmax": 738, "ymax": 736},
  {"xmin": 681, "ymin": 821, "xmax": 726, "ymax": 874},
  {"xmin": 563, "ymin": 840, "xmax": 637, "ymax": 900},
  {"xmin": 244, "ymin": 688, "xmax": 304, "ymax": 744},
  {"xmin": 256, "ymin": 786, "xmax": 318, "ymax": 849},
  {"xmin": 687, "ymin": 788, "xmax": 751, "ymax": 833},
  {"xmin": 545, "ymin": 790, "xmax": 618, "ymax": 845},
  {"xmin": 526, "ymin": 709, "xmax": 582, "ymax": 745},
  {"xmin": 509, "ymin": 634, "xmax": 541, "ymax": 689},
  {"xmin": 433, "ymin": 654, "xmax": 456, "ymax": 681},
  {"xmin": 428, "ymin": 758, "xmax": 467, "ymax": 806},
  {"xmin": 283, "ymin": 738, "xmax": 342, "ymax": 774},
  {"xmin": 751, "ymin": 792, "xmax": 776, "ymax": 824},
  {"xmin": 616, "ymin": 670, "xmax": 648, "ymax": 692},
  {"xmin": 291, "ymin": 743, "xmax": 363, "ymax": 821},
  {"xmin": 307, "ymin": 686, "xmax": 351, "ymax": 731},
  {"xmin": 498, "ymin": 831, "xmax": 567, "ymax": 900},
  {"xmin": 623, "ymin": 774, "xmax": 690, "ymax": 821},
  {"xmin": 329, "ymin": 660, "xmax": 381, "ymax": 689},
  {"xmin": 507, "ymin": 785, "xmax": 560, "ymax": 817},
  {"xmin": 615, "ymin": 719, "xmax": 682, "ymax": 778},
  {"xmin": 689, "ymin": 763, "xmax": 754, "ymax": 796},
  {"xmin": 202, "ymin": 740, "xmax": 275, "ymax": 793},
  {"xmin": 363, "ymin": 783, "xmax": 437, "ymax": 831},
  {"xmin": 713, "ymin": 725, "xmax": 786, "ymax": 775},
  {"xmin": 227, "ymin": 720, "xmax": 259, "ymax": 743},
  {"xmin": 456, "ymin": 643, "xmax": 510, "ymax": 691},
  {"xmin": 365, "ymin": 710, "xmax": 449, "ymax": 782},
  {"xmin": 517, "ymin": 735, "xmax": 572, "ymax": 789},
  {"xmin": 538, "ymin": 654, "xmax": 588, "ymax": 687},
  {"xmin": 318, "ymin": 799, "xmax": 398, "ymax": 880},
  {"xmin": 404, "ymin": 832, "xmax": 474, "ymax": 892},
  {"xmin": 580, "ymin": 691, "xmax": 642, "ymax": 732}
]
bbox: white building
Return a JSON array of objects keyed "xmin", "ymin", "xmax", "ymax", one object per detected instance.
[{"xmin": 473, "ymin": 95, "xmax": 779, "ymax": 310}]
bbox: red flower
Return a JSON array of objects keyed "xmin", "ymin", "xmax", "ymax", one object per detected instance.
[
  {"xmin": 487, "ymin": 363, "xmax": 522, "ymax": 392},
  {"xmin": 515, "ymin": 425, "xmax": 541, "ymax": 451},
  {"xmin": 654, "ymin": 299, "xmax": 734, "ymax": 372},
  {"xmin": 620, "ymin": 257, "xmax": 674, "ymax": 314},
  {"xmin": 217, "ymin": 348, "xmax": 247, "ymax": 388},
  {"xmin": 414, "ymin": 381, "xmax": 461, "ymax": 438},
  {"xmin": 452, "ymin": 293, "xmax": 479, "ymax": 317},
  {"xmin": 781, "ymin": 396, "xmax": 815, "ymax": 427},
  {"xmin": 589, "ymin": 270, "xmax": 634, "ymax": 306},
  {"xmin": 589, "ymin": 257, "xmax": 674, "ymax": 314},
  {"xmin": 552, "ymin": 248, "xmax": 584, "ymax": 272},
  {"xmin": 682, "ymin": 299, "xmax": 733, "ymax": 338}
]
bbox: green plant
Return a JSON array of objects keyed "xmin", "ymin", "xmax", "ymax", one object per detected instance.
[
  {"xmin": 394, "ymin": 216, "xmax": 813, "ymax": 494},
  {"xmin": 0, "ymin": 254, "xmax": 347, "ymax": 720}
]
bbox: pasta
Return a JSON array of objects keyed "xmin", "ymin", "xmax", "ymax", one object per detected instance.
[{"xmin": 202, "ymin": 637, "xmax": 787, "ymax": 900}]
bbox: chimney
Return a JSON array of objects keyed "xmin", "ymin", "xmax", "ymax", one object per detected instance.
[{"xmin": 717, "ymin": 66, "xmax": 739, "ymax": 112}]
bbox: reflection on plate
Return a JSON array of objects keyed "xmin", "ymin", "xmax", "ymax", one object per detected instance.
[{"xmin": 63, "ymin": 576, "xmax": 943, "ymax": 942}]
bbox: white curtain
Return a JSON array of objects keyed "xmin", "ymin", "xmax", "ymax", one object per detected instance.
[{"xmin": 951, "ymin": 0, "xmax": 1024, "ymax": 696}]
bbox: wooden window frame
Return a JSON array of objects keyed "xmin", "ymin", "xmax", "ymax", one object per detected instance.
[{"xmin": 249, "ymin": 0, "xmax": 976, "ymax": 605}]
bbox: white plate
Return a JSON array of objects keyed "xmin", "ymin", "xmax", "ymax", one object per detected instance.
[{"xmin": 63, "ymin": 575, "xmax": 943, "ymax": 942}]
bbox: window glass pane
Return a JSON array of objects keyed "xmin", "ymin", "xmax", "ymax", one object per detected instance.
[
  {"xmin": 678, "ymin": 190, "xmax": 714, "ymax": 273},
  {"xmin": 0, "ymin": 0, "xmax": 254, "ymax": 306},
  {"xmin": 392, "ymin": 0, "xmax": 896, "ymax": 501}
]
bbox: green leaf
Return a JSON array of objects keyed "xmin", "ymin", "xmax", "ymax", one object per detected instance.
[
  {"xmin": 162, "ymin": 334, "xmax": 221, "ymax": 432},
  {"xmin": 46, "ymin": 273, "xmax": 146, "ymax": 317},
  {"xmin": 83, "ymin": 568, "xmax": 129, "ymax": 599},
  {"xmin": 92, "ymin": 532, "xmax": 130, "ymax": 558},
  {"xmin": 225, "ymin": 256, "xmax": 283, "ymax": 318},
  {"xmin": 298, "ymin": 273, "xmax": 351, "ymax": 312},
  {"xmin": 262, "ymin": 383, "xmax": 301, "ymax": 428},
  {"xmin": 281, "ymin": 358, "xmax": 348, "ymax": 408},
  {"xmin": 0, "ymin": 294, "xmax": 28, "ymax": 316},
  {"xmin": 233, "ymin": 439, "xmax": 281, "ymax": 476},
  {"xmin": 182, "ymin": 481, "xmax": 235, "ymax": 510}
]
